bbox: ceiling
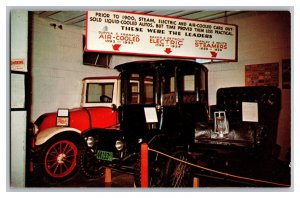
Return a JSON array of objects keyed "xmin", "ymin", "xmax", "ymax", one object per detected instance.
[{"xmin": 33, "ymin": 10, "xmax": 246, "ymax": 29}]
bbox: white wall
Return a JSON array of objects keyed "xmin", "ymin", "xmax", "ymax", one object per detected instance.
[
  {"xmin": 204, "ymin": 11, "xmax": 291, "ymax": 160},
  {"xmin": 31, "ymin": 15, "xmax": 176, "ymax": 121},
  {"xmin": 10, "ymin": 11, "xmax": 28, "ymax": 188},
  {"xmin": 11, "ymin": 111, "xmax": 27, "ymax": 187},
  {"xmin": 205, "ymin": 11, "xmax": 291, "ymax": 104},
  {"xmin": 31, "ymin": 15, "xmax": 119, "ymax": 121}
]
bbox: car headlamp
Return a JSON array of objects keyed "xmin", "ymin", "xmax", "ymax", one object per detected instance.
[
  {"xmin": 138, "ymin": 138, "xmax": 143, "ymax": 144},
  {"xmin": 115, "ymin": 140, "xmax": 124, "ymax": 151},
  {"xmin": 86, "ymin": 136, "xmax": 94, "ymax": 147}
]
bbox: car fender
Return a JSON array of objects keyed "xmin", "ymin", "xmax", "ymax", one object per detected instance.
[{"xmin": 35, "ymin": 127, "xmax": 81, "ymax": 146}]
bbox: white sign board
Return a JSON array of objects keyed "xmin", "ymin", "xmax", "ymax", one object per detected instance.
[
  {"xmin": 242, "ymin": 102, "xmax": 259, "ymax": 122},
  {"xmin": 57, "ymin": 108, "xmax": 69, "ymax": 117},
  {"xmin": 86, "ymin": 11, "xmax": 237, "ymax": 60},
  {"xmin": 11, "ymin": 58, "xmax": 27, "ymax": 72},
  {"xmin": 144, "ymin": 107, "xmax": 158, "ymax": 123}
]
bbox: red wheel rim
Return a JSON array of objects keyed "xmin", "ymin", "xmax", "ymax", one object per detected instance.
[{"xmin": 44, "ymin": 140, "xmax": 78, "ymax": 178}]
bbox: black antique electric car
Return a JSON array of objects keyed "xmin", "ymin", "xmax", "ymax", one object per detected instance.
[
  {"xmin": 77, "ymin": 59, "xmax": 290, "ymax": 187},
  {"xmin": 77, "ymin": 59, "xmax": 208, "ymax": 187}
]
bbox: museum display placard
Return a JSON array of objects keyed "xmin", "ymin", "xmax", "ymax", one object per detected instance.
[
  {"xmin": 56, "ymin": 108, "xmax": 70, "ymax": 127},
  {"xmin": 11, "ymin": 58, "xmax": 27, "ymax": 72},
  {"xmin": 144, "ymin": 107, "xmax": 158, "ymax": 123},
  {"xmin": 242, "ymin": 102, "xmax": 258, "ymax": 122},
  {"xmin": 86, "ymin": 11, "xmax": 237, "ymax": 60}
]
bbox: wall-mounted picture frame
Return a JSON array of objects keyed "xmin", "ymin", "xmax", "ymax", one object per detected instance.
[{"xmin": 245, "ymin": 63, "xmax": 279, "ymax": 87}]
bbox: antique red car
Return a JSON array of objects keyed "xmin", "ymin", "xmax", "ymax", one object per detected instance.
[{"xmin": 31, "ymin": 76, "xmax": 121, "ymax": 183}]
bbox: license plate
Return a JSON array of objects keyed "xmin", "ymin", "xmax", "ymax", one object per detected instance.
[{"xmin": 96, "ymin": 150, "xmax": 113, "ymax": 161}]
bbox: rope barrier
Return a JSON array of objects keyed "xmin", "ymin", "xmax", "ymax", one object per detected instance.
[{"xmin": 148, "ymin": 147, "xmax": 290, "ymax": 187}]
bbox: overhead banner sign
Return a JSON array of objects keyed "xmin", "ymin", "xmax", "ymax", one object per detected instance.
[{"xmin": 86, "ymin": 11, "xmax": 238, "ymax": 60}]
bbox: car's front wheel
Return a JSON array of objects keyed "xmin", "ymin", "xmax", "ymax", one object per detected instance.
[
  {"xmin": 37, "ymin": 134, "xmax": 79, "ymax": 184},
  {"xmin": 134, "ymin": 152, "xmax": 167, "ymax": 187},
  {"xmin": 77, "ymin": 144, "xmax": 105, "ymax": 179}
]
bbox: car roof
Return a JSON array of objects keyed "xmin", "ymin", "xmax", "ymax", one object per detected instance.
[
  {"xmin": 82, "ymin": 76, "xmax": 120, "ymax": 81},
  {"xmin": 114, "ymin": 59, "xmax": 208, "ymax": 73}
]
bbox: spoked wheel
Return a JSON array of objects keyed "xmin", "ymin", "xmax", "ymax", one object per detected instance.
[
  {"xmin": 38, "ymin": 138, "xmax": 79, "ymax": 184},
  {"xmin": 164, "ymin": 151, "xmax": 193, "ymax": 187},
  {"xmin": 77, "ymin": 144, "xmax": 105, "ymax": 179},
  {"xmin": 134, "ymin": 151, "xmax": 167, "ymax": 187},
  {"xmin": 148, "ymin": 151, "xmax": 167, "ymax": 187}
]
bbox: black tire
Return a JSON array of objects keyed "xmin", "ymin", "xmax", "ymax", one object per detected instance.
[
  {"xmin": 133, "ymin": 154, "xmax": 142, "ymax": 187},
  {"xmin": 148, "ymin": 150, "xmax": 168, "ymax": 187},
  {"xmin": 163, "ymin": 151, "xmax": 193, "ymax": 187},
  {"xmin": 36, "ymin": 133, "xmax": 79, "ymax": 185},
  {"xmin": 77, "ymin": 143, "xmax": 105, "ymax": 179}
]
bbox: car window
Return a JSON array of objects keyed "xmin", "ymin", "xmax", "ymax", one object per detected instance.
[
  {"xmin": 86, "ymin": 83, "xmax": 114, "ymax": 103},
  {"xmin": 126, "ymin": 74, "xmax": 154, "ymax": 105}
]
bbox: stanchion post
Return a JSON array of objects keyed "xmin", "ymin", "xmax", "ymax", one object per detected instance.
[
  {"xmin": 141, "ymin": 143, "xmax": 148, "ymax": 188},
  {"xmin": 105, "ymin": 168, "xmax": 112, "ymax": 183},
  {"xmin": 193, "ymin": 177, "xmax": 199, "ymax": 187}
]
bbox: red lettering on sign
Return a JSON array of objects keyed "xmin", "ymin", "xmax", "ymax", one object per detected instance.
[
  {"xmin": 11, "ymin": 60, "xmax": 24, "ymax": 65},
  {"xmin": 99, "ymin": 34, "xmax": 112, "ymax": 40}
]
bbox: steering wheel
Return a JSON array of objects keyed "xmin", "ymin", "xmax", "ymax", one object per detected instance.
[{"xmin": 100, "ymin": 95, "xmax": 112, "ymax": 103}]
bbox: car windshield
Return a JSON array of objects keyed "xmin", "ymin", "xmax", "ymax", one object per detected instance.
[
  {"xmin": 86, "ymin": 83, "xmax": 114, "ymax": 103},
  {"xmin": 122, "ymin": 73, "xmax": 154, "ymax": 105}
]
